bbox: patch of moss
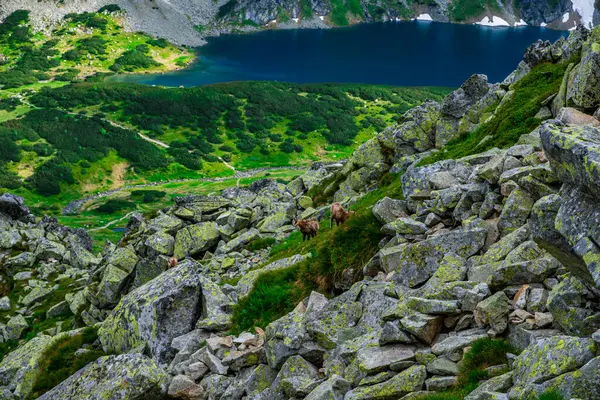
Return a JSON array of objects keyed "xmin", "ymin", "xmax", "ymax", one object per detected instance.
[{"xmin": 29, "ymin": 327, "xmax": 108, "ymax": 399}]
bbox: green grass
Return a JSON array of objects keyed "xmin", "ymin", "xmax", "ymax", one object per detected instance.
[
  {"xmin": 330, "ymin": 0, "xmax": 350, "ymax": 25},
  {"xmin": 29, "ymin": 327, "xmax": 107, "ymax": 399},
  {"xmin": 419, "ymin": 61, "xmax": 568, "ymax": 166},
  {"xmin": 230, "ymin": 173, "xmax": 404, "ymax": 334},
  {"xmin": 247, "ymin": 237, "xmax": 277, "ymax": 252},
  {"xmin": 538, "ymin": 391, "xmax": 564, "ymax": 400},
  {"xmin": 416, "ymin": 338, "xmax": 516, "ymax": 400},
  {"xmin": 300, "ymin": 0, "xmax": 314, "ymax": 19},
  {"xmin": 449, "ymin": 0, "xmax": 501, "ymax": 21}
]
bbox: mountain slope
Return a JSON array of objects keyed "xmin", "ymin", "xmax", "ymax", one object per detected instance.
[{"xmin": 0, "ymin": 0, "xmax": 597, "ymax": 46}]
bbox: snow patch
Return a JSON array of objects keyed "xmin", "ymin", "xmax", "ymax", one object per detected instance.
[
  {"xmin": 416, "ymin": 13, "xmax": 433, "ymax": 21},
  {"xmin": 540, "ymin": 22, "xmax": 548, "ymax": 27},
  {"xmin": 292, "ymin": 18, "xmax": 299, "ymax": 23},
  {"xmin": 571, "ymin": 0, "xmax": 595, "ymax": 28},
  {"xmin": 514, "ymin": 19, "xmax": 528, "ymax": 26},
  {"xmin": 477, "ymin": 16, "xmax": 510, "ymax": 27},
  {"xmin": 562, "ymin": 12, "xmax": 570, "ymax": 23},
  {"xmin": 319, "ymin": 15, "xmax": 324, "ymax": 21}
]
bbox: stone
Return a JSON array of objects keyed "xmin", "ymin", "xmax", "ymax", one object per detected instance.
[
  {"xmin": 0, "ymin": 193, "xmax": 31, "ymax": 220},
  {"xmin": 105, "ymin": 245, "xmax": 138, "ymax": 273},
  {"xmin": 37, "ymin": 354, "xmax": 169, "ymax": 400},
  {"xmin": 96, "ymin": 264, "xmax": 130, "ymax": 308},
  {"xmin": 400, "ymin": 313, "xmax": 443, "ymax": 344},
  {"xmin": 380, "ymin": 228, "xmax": 486, "ymax": 288},
  {"xmin": 145, "ymin": 231, "xmax": 175, "ymax": 255},
  {"xmin": 425, "ymin": 375, "xmax": 458, "ymax": 391},
  {"xmin": 426, "ymin": 357, "xmax": 459, "ymax": 376},
  {"xmin": 464, "ymin": 372, "xmax": 513, "ymax": 400},
  {"xmin": 497, "ymin": 189, "xmax": 534, "ymax": 237},
  {"xmin": 99, "ymin": 259, "xmax": 203, "ymax": 364},
  {"xmin": 174, "ymin": 222, "xmax": 220, "ymax": 259},
  {"xmin": 356, "ymin": 345, "xmax": 415, "ymax": 374},
  {"xmin": 21, "ymin": 285, "xmax": 55, "ymax": 307},
  {"xmin": 474, "ymin": 292, "xmax": 510, "ymax": 335},
  {"xmin": 272, "ymin": 355, "xmax": 321, "ymax": 398},
  {"xmin": 168, "ymin": 375, "xmax": 204, "ymax": 399},
  {"xmin": 305, "ymin": 374, "xmax": 350, "ymax": 400},
  {"xmin": 566, "ymin": 45, "xmax": 600, "ymax": 109},
  {"xmin": 406, "ymin": 298, "xmax": 460, "ymax": 315},
  {"xmin": 557, "ymin": 107, "xmax": 600, "ymax": 126},
  {"xmin": 344, "ymin": 365, "xmax": 426, "ymax": 400},
  {"xmin": 509, "ymin": 336, "xmax": 596, "ymax": 399},
  {"xmin": 546, "ymin": 275, "xmax": 600, "ymax": 337},
  {"xmin": 217, "ymin": 228, "xmax": 261, "ymax": 254},
  {"xmin": 380, "ymin": 321, "xmax": 414, "ymax": 345},
  {"xmin": 381, "ymin": 218, "xmax": 427, "ymax": 236},
  {"xmin": 0, "ymin": 333, "xmax": 72, "ymax": 399},
  {"xmin": 431, "ymin": 330, "xmax": 488, "ymax": 355},
  {"xmin": 0, "ymin": 296, "xmax": 10, "ymax": 311},
  {"xmin": 372, "ymin": 197, "xmax": 408, "ymax": 224},
  {"xmin": 4, "ymin": 315, "xmax": 28, "ymax": 341}
]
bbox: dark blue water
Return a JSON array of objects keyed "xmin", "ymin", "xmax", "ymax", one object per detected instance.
[{"xmin": 114, "ymin": 21, "xmax": 567, "ymax": 87}]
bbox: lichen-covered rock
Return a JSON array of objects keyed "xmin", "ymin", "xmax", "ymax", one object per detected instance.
[
  {"xmin": 96, "ymin": 264, "xmax": 130, "ymax": 308},
  {"xmin": 258, "ymin": 212, "xmax": 291, "ymax": 233},
  {"xmin": 37, "ymin": 354, "xmax": 169, "ymax": 400},
  {"xmin": 195, "ymin": 275, "xmax": 234, "ymax": 331},
  {"xmin": 217, "ymin": 228, "xmax": 260, "ymax": 254},
  {"xmin": 546, "ymin": 275, "xmax": 600, "ymax": 337},
  {"xmin": 380, "ymin": 228, "xmax": 486, "ymax": 288},
  {"xmin": 372, "ymin": 197, "xmax": 408, "ymax": 224},
  {"xmin": 497, "ymin": 188, "xmax": 534, "ymax": 237},
  {"xmin": 509, "ymin": 336, "xmax": 596, "ymax": 399},
  {"xmin": 344, "ymin": 364, "xmax": 426, "ymax": 400},
  {"xmin": 174, "ymin": 222, "xmax": 220, "ymax": 258},
  {"xmin": 525, "ymin": 356, "xmax": 600, "ymax": 400},
  {"xmin": 465, "ymin": 372, "xmax": 513, "ymax": 400},
  {"xmin": 168, "ymin": 374, "xmax": 205, "ymax": 399},
  {"xmin": 99, "ymin": 259, "xmax": 202, "ymax": 364},
  {"xmin": 356, "ymin": 345, "xmax": 415, "ymax": 374},
  {"xmin": 105, "ymin": 245, "xmax": 138, "ymax": 273},
  {"xmin": 305, "ymin": 374, "xmax": 350, "ymax": 400},
  {"xmin": 400, "ymin": 313, "xmax": 443, "ymax": 344},
  {"xmin": 566, "ymin": 44, "xmax": 600, "ymax": 110},
  {"xmin": 145, "ymin": 231, "xmax": 175, "ymax": 255},
  {"xmin": 381, "ymin": 218, "xmax": 427, "ymax": 236},
  {"xmin": 474, "ymin": 291, "xmax": 510, "ymax": 335},
  {"xmin": 272, "ymin": 355, "xmax": 321, "ymax": 398},
  {"xmin": 0, "ymin": 334, "xmax": 69, "ymax": 399}
]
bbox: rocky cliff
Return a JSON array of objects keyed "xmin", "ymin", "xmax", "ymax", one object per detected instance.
[
  {"xmin": 0, "ymin": 0, "xmax": 598, "ymax": 46},
  {"xmin": 3, "ymin": 22, "xmax": 600, "ymax": 400}
]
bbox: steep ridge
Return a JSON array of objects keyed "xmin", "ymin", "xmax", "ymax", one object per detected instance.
[
  {"xmin": 2, "ymin": 23, "xmax": 600, "ymax": 400},
  {"xmin": 0, "ymin": 0, "xmax": 598, "ymax": 46}
]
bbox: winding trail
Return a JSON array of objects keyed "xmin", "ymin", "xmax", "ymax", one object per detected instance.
[{"xmin": 88, "ymin": 211, "xmax": 135, "ymax": 232}]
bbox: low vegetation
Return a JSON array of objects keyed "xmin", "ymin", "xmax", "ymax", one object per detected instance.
[
  {"xmin": 419, "ymin": 61, "xmax": 568, "ymax": 165},
  {"xmin": 417, "ymin": 338, "xmax": 517, "ymax": 399},
  {"xmin": 29, "ymin": 327, "xmax": 107, "ymax": 399},
  {"xmin": 230, "ymin": 174, "xmax": 404, "ymax": 333}
]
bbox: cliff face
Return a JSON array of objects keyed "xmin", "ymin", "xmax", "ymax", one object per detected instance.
[{"xmin": 0, "ymin": 0, "xmax": 597, "ymax": 46}]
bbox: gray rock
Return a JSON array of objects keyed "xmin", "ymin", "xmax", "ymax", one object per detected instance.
[
  {"xmin": 272, "ymin": 355, "xmax": 321, "ymax": 398},
  {"xmin": 305, "ymin": 374, "xmax": 350, "ymax": 400},
  {"xmin": 344, "ymin": 365, "xmax": 426, "ymax": 400},
  {"xmin": 372, "ymin": 197, "xmax": 408, "ymax": 224},
  {"xmin": 168, "ymin": 375, "xmax": 204, "ymax": 399},
  {"xmin": 99, "ymin": 259, "xmax": 203, "ymax": 364},
  {"xmin": 356, "ymin": 345, "xmax": 415, "ymax": 374},
  {"xmin": 474, "ymin": 291, "xmax": 510, "ymax": 335},
  {"xmin": 37, "ymin": 354, "xmax": 168, "ymax": 400}
]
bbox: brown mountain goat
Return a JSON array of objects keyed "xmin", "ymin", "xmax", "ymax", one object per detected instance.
[
  {"xmin": 292, "ymin": 217, "xmax": 319, "ymax": 241},
  {"xmin": 330, "ymin": 202, "xmax": 354, "ymax": 227}
]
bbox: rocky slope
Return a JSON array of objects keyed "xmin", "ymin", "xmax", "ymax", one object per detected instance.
[
  {"xmin": 0, "ymin": 0, "xmax": 598, "ymax": 46},
  {"xmin": 2, "ymin": 23, "xmax": 600, "ymax": 400}
]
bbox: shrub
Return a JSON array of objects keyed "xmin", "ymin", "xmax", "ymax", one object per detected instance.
[
  {"xmin": 538, "ymin": 391, "xmax": 564, "ymax": 400},
  {"xmin": 110, "ymin": 45, "xmax": 159, "ymax": 72},
  {"xmin": 98, "ymin": 4, "xmax": 121, "ymax": 13},
  {"xmin": 95, "ymin": 199, "xmax": 135, "ymax": 214},
  {"xmin": 30, "ymin": 327, "xmax": 107, "ymax": 398}
]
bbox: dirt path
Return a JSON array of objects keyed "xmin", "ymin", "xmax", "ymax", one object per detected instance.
[{"xmin": 88, "ymin": 211, "xmax": 135, "ymax": 232}]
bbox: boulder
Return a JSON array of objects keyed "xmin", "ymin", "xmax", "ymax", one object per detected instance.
[
  {"xmin": 174, "ymin": 222, "xmax": 220, "ymax": 258},
  {"xmin": 305, "ymin": 374, "xmax": 350, "ymax": 400},
  {"xmin": 272, "ymin": 355, "xmax": 321, "ymax": 398},
  {"xmin": 380, "ymin": 228, "xmax": 486, "ymax": 288},
  {"xmin": 99, "ymin": 259, "xmax": 203, "ymax": 364},
  {"xmin": 344, "ymin": 365, "xmax": 426, "ymax": 400},
  {"xmin": 37, "ymin": 354, "xmax": 169, "ymax": 400},
  {"xmin": 0, "ymin": 193, "xmax": 31, "ymax": 220},
  {"xmin": 566, "ymin": 44, "xmax": 600, "ymax": 110},
  {"xmin": 509, "ymin": 336, "xmax": 596, "ymax": 399},
  {"xmin": 372, "ymin": 197, "xmax": 408, "ymax": 224},
  {"xmin": 557, "ymin": 107, "xmax": 600, "ymax": 126},
  {"xmin": 474, "ymin": 292, "xmax": 510, "ymax": 335}
]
